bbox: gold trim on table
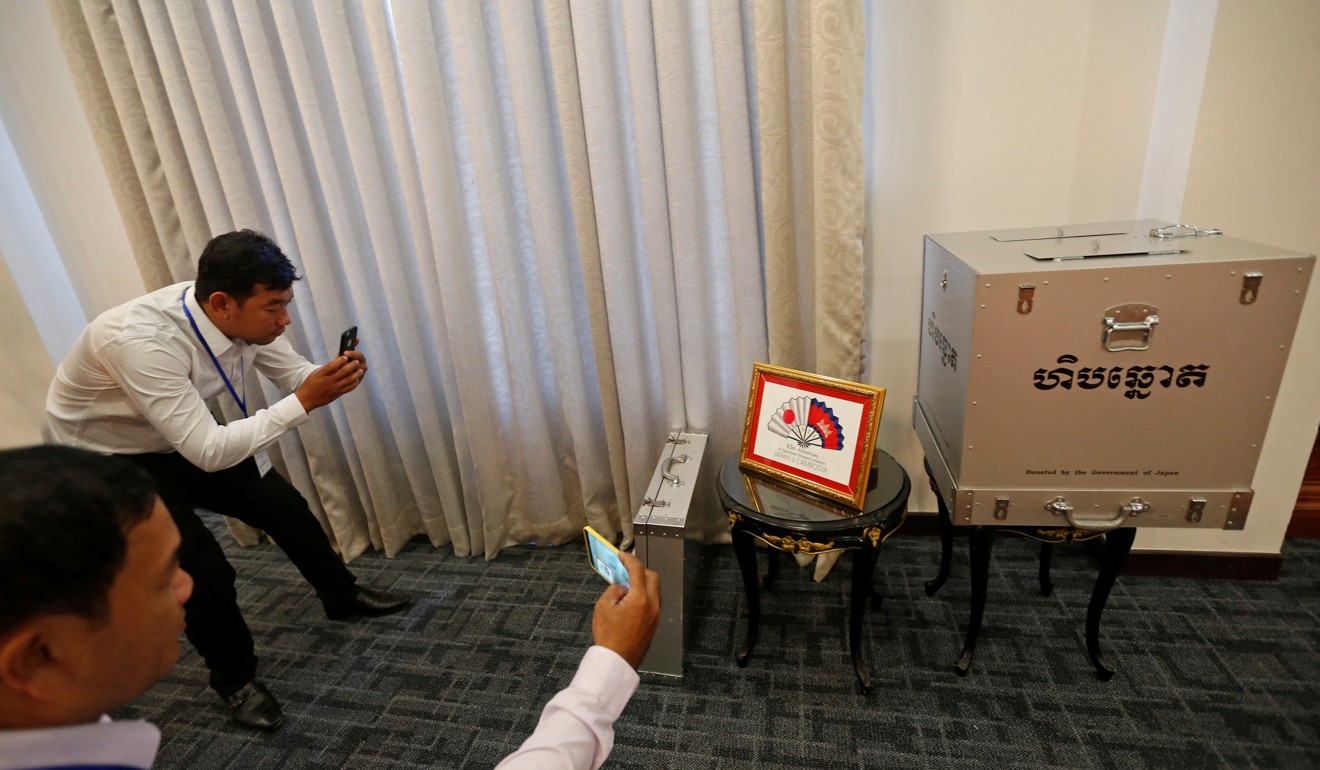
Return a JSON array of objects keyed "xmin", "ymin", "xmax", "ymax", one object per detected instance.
[
  {"xmin": 749, "ymin": 531, "xmax": 840, "ymax": 555},
  {"xmin": 1001, "ymin": 526, "xmax": 1109, "ymax": 544}
]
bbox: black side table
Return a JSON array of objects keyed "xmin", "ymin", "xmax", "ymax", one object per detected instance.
[
  {"xmin": 922, "ymin": 459, "xmax": 1136, "ymax": 680},
  {"xmin": 716, "ymin": 452, "xmax": 911, "ymax": 694}
]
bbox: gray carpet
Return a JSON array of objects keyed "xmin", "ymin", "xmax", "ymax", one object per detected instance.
[{"xmin": 114, "ymin": 514, "xmax": 1320, "ymax": 769}]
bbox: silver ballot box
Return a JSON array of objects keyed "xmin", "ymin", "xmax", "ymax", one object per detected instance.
[
  {"xmin": 632, "ymin": 432, "xmax": 707, "ymax": 682},
  {"xmin": 915, "ymin": 220, "xmax": 1314, "ymax": 531}
]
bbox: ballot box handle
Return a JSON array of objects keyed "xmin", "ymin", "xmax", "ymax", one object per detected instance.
[
  {"xmin": 1101, "ymin": 303, "xmax": 1160, "ymax": 352},
  {"xmin": 1045, "ymin": 496, "xmax": 1149, "ymax": 532}
]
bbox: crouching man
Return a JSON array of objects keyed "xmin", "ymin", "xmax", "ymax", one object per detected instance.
[{"xmin": 43, "ymin": 230, "xmax": 410, "ymax": 729}]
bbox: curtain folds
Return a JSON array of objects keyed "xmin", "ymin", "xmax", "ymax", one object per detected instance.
[
  {"xmin": 49, "ymin": 0, "xmax": 864, "ymax": 560},
  {"xmin": 755, "ymin": 0, "xmax": 866, "ymax": 380}
]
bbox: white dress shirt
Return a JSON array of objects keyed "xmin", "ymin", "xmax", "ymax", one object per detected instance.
[
  {"xmin": 0, "ymin": 649, "xmax": 635, "ymax": 770},
  {"xmin": 45, "ymin": 282, "xmax": 317, "ymax": 472},
  {"xmin": 495, "ymin": 646, "xmax": 640, "ymax": 770},
  {"xmin": 0, "ymin": 718, "xmax": 159, "ymax": 770}
]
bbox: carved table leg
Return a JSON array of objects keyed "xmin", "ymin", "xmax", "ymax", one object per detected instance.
[
  {"xmin": 925, "ymin": 492, "xmax": 954, "ymax": 597},
  {"xmin": 850, "ymin": 543, "xmax": 880, "ymax": 695},
  {"xmin": 733, "ymin": 525, "xmax": 760, "ymax": 667},
  {"xmin": 1087, "ymin": 527, "xmax": 1135, "ymax": 681},
  {"xmin": 1038, "ymin": 542, "xmax": 1055, "ymax": 597},
  {"xmin": 764, "ymin": 549, "xmax": 780, "ymax": 593},
  {"xmin": 956, "ymin": 526, "xmax": 994, "ymax": 676}
]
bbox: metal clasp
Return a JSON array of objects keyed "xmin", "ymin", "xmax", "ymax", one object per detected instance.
[
  {"xmin": 1123, "ymin": 497, "xmax": 1151, "ymax": 518},
  {"xmin": 1018, "ymin": 284, "xmax": 1035, "ymax": 315},
  {"xmin": 1102, "ymin": 303, "xmax": 1160, "ymax": 351},
  {"xmin": 1044, "ymin": 497, "xmax": 1073, "ymax": 517},
  {"xmin": 993, "ymin": 497, "xmax": 1010, "ymax": 521},
  {"xmin": 1240, "ymin": 273, "xmax": 1262, "ymax": 305},
  {"xmin": 642, "ymin": 497, "xmax": 671, "ymax": 508},
  {"xmin": 1187, "ymin": 498, "xmax": 1206, "ymax": 523}
]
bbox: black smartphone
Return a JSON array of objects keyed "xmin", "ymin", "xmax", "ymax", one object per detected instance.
[{"xmin": 338, "ymin": 326, "xmax": 358, "ymax": 357}]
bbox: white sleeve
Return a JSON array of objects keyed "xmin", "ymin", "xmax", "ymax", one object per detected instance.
[
  {"xmin": 493, "ymin": 647, "xmax": 640, "ymax": 770},
  {"xmin": 101, "ymin": 336, "xmax": 310, "ymax": 472},
  {"xmin": 250, "ymin": 335, "xmax": 319, "ymax": 392}
]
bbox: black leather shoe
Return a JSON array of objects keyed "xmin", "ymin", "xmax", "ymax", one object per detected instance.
[
  {"xmin": 324, "ymin": 587, "xmax": 412, "ymax": 621},
  {"xmin": 222, "ymin": 679, "xmax": 284, "ymax": 731}
]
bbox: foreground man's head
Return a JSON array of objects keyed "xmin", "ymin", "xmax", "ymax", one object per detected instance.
[{"xmin": 0, "ymin": 446, "xmax": 193, "ymax": 728}]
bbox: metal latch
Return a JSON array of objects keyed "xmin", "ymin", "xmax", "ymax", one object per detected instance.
[
  {"xmin": 1044, "ymin": 497, "xmax": 1073, "ymax": 517},
  {"xmin": 1123, "ymin": 497, "xmax": 1150, "ymax": 518},
  {"xmin": 1102, "ymin": 303, "xmax": 1160, "ymax": 351},
  {"xmin": 1187, "ymin": 498, "xmax": 1205, "ymax": 523},
  {"xmin": 642, "ymin": 497, "xmax": 671, "ymax": 508},
  {"xmin": 1018, "ymin": 285, "xmax": 1035, "ymax": 315},
  {"xmin": 1240, "ymin": 273, "xmax": 1262, "ymax": 305},
  {"xmin": 941, "ymin": 270, "xmax": 948, "ymax": 290},
  {"xmin": 666, "ymin": 433, "xmax": 689, "ymax": 445},
  {"xmin": 993, "ymin": 497, "xmax": 1010, "ymax": 521}
]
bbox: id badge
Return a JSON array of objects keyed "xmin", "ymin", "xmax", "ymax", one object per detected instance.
[{"xmin": 255, "ymin": 449, "xmax": 273, "ymax": 478}]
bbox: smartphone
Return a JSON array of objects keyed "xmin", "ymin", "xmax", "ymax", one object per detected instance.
[
  {"xmin": 338, "ymin": 326, "xmax": 358, "ymax": 357},
  {"xmin": 583, "ymin": 526, "xmax": 630, "ymax": 586}
]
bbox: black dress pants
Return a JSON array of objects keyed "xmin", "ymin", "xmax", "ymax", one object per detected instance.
[{"xmin": 125, "ymin": 451, "xmax": 357, "ymax": 696}]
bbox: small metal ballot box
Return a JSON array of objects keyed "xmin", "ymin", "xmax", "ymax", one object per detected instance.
[
  {"xmin": 632, "ymin": 432, "xmax": 708, "ymax": 682},
  {"xmin": 914, "ymin": 220, "xmax": 1314, "ymax": 530}
]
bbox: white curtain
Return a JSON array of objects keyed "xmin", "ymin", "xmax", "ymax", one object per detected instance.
[
  {"xmin": 49, "ymin": 0, "xmax": 863, "ymax": 560},
  {"xmin": 755, "ymin": 0, "xmax": 865, "ymax": 380}
]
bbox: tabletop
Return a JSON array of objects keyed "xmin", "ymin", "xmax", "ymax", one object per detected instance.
[{"xmin": 717, "ymin": 451, "xmax": 910, "ymax": 536}]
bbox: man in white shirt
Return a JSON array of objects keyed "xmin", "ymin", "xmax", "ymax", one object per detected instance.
[
  {"xmin": 44, "ymin": 230, "xmax": 410, "ymax": 730},
  {"xmin": 0, "ymin": 446, "xmax": 661, "ymax": 770}
]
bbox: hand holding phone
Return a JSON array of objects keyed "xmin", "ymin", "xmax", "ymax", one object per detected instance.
[
  {"xmin": 591, "ymin": 548, "xmax": 660, "ymax": 670},
  {"xmin": 584, "ymin": 526, "xmax": 630, "ymax": 587},
  {"xmin": 338, "ymin": 325, "xmax": 358, "ymax": 357}
]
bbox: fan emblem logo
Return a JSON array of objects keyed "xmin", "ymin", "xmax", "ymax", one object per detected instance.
[{"xmin": 767, "ymin": 396, "xmax": 845, "ymax": 451}]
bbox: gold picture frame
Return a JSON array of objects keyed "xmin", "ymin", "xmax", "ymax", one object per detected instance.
[{"xmin": 738, "ymin": 363, "xmax": 885, "ymax": 509}]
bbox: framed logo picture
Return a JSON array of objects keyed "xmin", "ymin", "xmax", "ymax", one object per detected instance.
[{"xmin": 739, "ymin": 363, "xmax": 885, "ymax": 509}]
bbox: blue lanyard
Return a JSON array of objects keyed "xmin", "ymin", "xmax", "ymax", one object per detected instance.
[{"xmin": 181, "ymin": 287, "xmax": 247, "ymax": 417}]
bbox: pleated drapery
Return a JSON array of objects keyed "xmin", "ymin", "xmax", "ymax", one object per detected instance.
[
  {"xmin": 756, "ymin": 0, "xmax": 866, "ymax": 380},
  {"xmin": 49, "ymin": 0, "xmax": 865, "ymax": 560}
]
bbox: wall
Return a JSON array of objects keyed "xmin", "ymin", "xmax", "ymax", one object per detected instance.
[
  {"xmin": 864, "ymin": 0, "xmax": 1319, "ymax": 556},
  {"xmin": 0, "ymin": 0, "xmax": 141, "ymax": 319},
  {"xmin": 863, "ymin": 2, "xmax": 1170, "ymax": 512},
  {"xmin": 0, "ymin": 250, "xmax": 52, "ymax": 448},
  {"xmin": 1137, "ymin": 0, "xmax": 1320, "ymax": 554},
  {"xmin": 0, "ymin": 1, "xmax": 138, "ymax": 446}
]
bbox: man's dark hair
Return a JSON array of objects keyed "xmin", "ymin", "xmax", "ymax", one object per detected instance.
[
  {"xmin": 0, "ymin": 446, "xmax": 158, "ymax": 635},
  {"xmin": 194, "ymin": 229, "xmax": 301, "ymax": 305}
]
